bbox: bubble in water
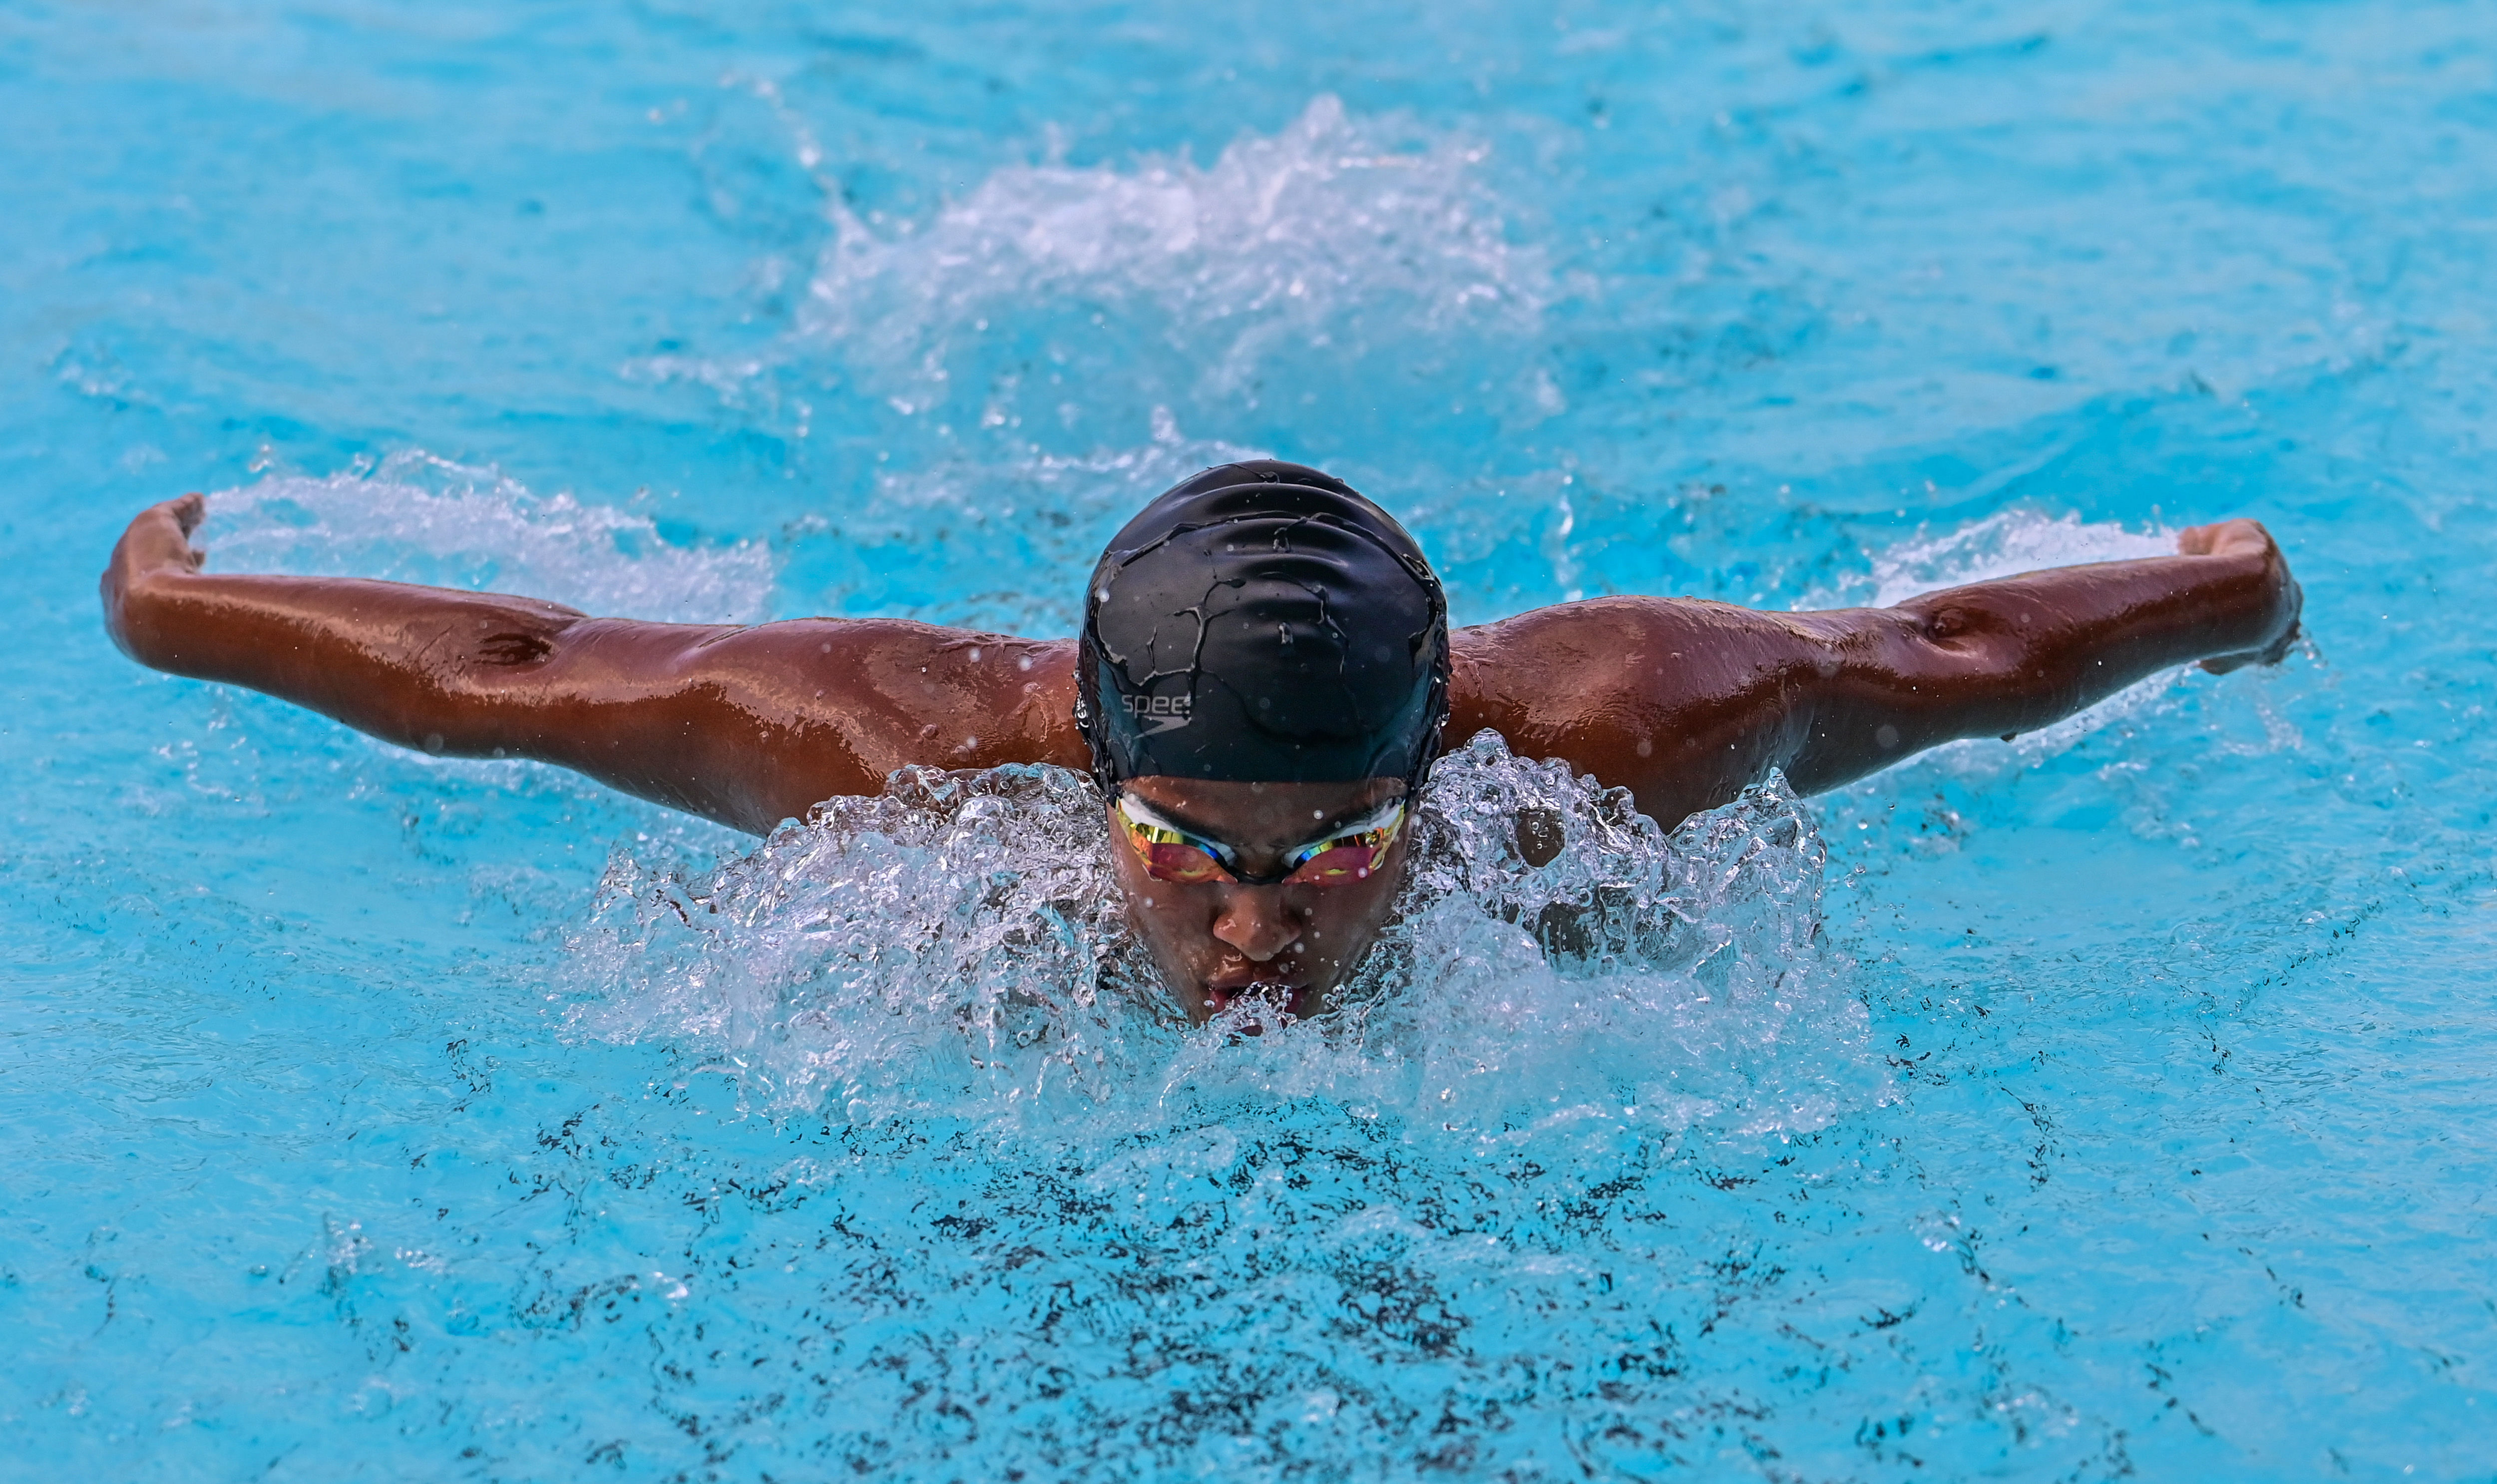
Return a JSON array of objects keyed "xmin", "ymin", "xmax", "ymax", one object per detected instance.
[{"xmin": 564, "ymin": 731, "xmax": 1875, "ymax": 1148}]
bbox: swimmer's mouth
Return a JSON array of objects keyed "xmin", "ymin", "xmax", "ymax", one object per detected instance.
[{"xmin": 1200, "ymin": 974, "xmax": 1316, "ymax": 1026}]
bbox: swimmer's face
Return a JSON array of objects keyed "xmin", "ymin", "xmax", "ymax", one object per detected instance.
[{"xmin": 1108, "ymin": 775, "xmax": 1410, "ymax": 1028}]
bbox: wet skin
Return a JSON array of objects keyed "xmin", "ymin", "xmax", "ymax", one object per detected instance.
[
  {"xmin": 1108, "ymin": 775, "xmax": 1408, "ymax": 1026},
  {"xmin": 102, "ymin": 494, "xmax": 2302, "ymax": 1012}
]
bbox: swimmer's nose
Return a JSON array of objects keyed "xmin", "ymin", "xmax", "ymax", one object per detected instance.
[{"xmin": 1210, "ymin": 887, "xmax": 1302, "ymax": 963}]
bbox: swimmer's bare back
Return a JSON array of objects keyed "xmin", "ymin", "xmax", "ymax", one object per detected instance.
[{"xmin": 101, "ymin": 493, "xmax": 2301, "ymax": 834}]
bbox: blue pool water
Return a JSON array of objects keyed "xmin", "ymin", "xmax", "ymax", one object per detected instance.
[{"xmin": 4, "ymin": 1, "xmax": 2495, "ymax": 1478}]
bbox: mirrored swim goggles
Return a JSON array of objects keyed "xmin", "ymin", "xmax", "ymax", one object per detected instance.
[{"xmin": 1115, "ymin": 791, "xmax": 1406, "ymax": 887}]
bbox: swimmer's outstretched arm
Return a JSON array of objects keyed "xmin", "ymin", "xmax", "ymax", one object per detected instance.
[
  {"xmin": 103, "ymin": 495, "xmax": 1089, "ymax": 833},
  {"xmin": 1449, "ymin": 519, "xmax": 2302, "ymax": 827},
  {"xmin": 106, "ymin": 494, "xmax": 2298, "ymax": 836}
]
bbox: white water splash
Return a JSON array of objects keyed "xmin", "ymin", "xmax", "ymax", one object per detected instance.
[
  {"xmin": 563, "ymin": 732, "xmax": 1875, "ymax": 1147},
  {"xmin": 635, "ymin": 95, "xmax": 1559, "ymax": 454},
  {"xmin": 797, "ymin": 96, "xmax": 1550, "ymax": 408},
  {"xmin": 202, "ymin": 451, "xmax": 777, "ymax": 624},
  {"xmin": 1863, "ymin": 508, "xmax": 2175, "ymax": 608}
]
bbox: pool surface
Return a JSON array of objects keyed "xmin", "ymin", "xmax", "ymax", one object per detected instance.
[{"xmin": 4, "ymin": 1, "xmax": 2494, "ymax": 1479}]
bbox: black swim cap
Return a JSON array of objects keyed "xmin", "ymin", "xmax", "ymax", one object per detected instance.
[{"xmin": 1076, "ymin": 460, "xmax": 1450, "ymax": 793}]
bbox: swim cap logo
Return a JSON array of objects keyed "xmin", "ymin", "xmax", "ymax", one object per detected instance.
[{"xmin": 1122, "ymin": 692, "xmax": 1192, "ymax": 735}]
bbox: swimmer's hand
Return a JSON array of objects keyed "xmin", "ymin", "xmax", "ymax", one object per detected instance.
[
  {"xmin": 100, "ymin": 492, "xmax": 210, "ymax": 660},
  {"xmin": 2176, "ymin": 518, "xmax": 2302, "ymax": 673}
]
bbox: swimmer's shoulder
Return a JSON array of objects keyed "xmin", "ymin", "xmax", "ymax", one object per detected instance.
[
  {"xmin": 1447, "ymin": 594, "xmax": 1841, "ymax": 756},
  {"xmin": 1447, "ymin": 596, "xmax": 1842, "ymax": 825},
  {"xmin": 714, "ymin": 618, "xmax": 1087, "ymax": 777},
  {"xmin": 1450, "ymin": 595, "xmax": 1776, "ymax": 702}
]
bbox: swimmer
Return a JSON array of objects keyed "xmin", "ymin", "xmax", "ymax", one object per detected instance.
[{"xmin": 101, "ymin": 462, "xmax": 2301, "ymax": 1024}]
